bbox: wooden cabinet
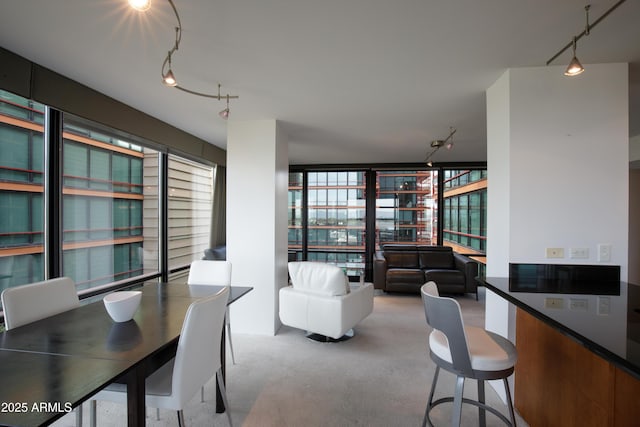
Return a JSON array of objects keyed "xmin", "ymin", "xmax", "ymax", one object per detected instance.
[{"xmin": 515, "ymin": 308, "xmax": 640, "ymax": 426}]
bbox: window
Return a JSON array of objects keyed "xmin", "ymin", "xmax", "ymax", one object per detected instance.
[
  {"xmin": 376, "ymin": 171, "xmax": 437, "ymax": 247},
  {"xmin": 0, "ymin": 88, "xmax": 220, "ymax": 315},
  {"xmin": 61, "ymin": 115, "xmax": 158, "ymax": 291},
  {"xmin": 288, "ymin": 167, "xmax": 487, "ymax": 280},
  {"xmin": 442, "ymin": 169, "xmax": 487, "ymax": 273},
  {"xmin": 0, "ymin": 93, "xmax": 46, "ymax": 296},
  {"xmin": 167, "ymin": 154, "xmax": 214, "ymax": 269},
  {"xmin": 291, "ymin": 170, "xmax": 367, "ymax": 277}
]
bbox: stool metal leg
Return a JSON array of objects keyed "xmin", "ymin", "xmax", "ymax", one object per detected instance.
[
  {"xmin": 478, "ymin": 380, "xmax": 486, "ymax": 427},
  {"xmin": 423, "ymin": 366, "xmax": 441, "ymax": 427},
  {"xmin": 452, "ymin": 375, "xmax": 465, "ymax": 427},
  {"xmin": 503, "ymin": 378, "xmax": 517, "ymax": 427}
]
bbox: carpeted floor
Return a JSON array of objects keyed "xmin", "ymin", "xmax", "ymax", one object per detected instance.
[{"xmin": 53, "ymin": 287, "xmax": 528, "ymax": 426}]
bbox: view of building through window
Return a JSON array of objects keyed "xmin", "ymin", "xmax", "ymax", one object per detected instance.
[
  {"xmin": 0, "ymin": 89, "xmax": 214, "ymax": 302},
  {"xmin": 376, "ymin": 170, "xmax": 437, "ymax": 247},
  {"xmin": 288, "ymin": 168, "xmax": 487, "ymax": 278}
]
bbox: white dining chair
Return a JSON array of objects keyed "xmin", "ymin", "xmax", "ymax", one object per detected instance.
[
  {"xmin": 1, "ymin": 277, "xmax": 85, "ymax": 426},
  {"xmin": 187, "ymin": 259, "xmax": 234, "ymax": 405},
  {"xmin": 90, "ymin": 286, "xmax": 232, "ymax": 427}
]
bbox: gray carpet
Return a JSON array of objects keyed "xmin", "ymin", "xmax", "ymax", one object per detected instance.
[{"xmin": 53, "ymin": 287, "xmax": 528, "ymax": 427}]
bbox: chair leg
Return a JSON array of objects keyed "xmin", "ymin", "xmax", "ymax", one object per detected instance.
[
  {"xmin": 216, "ymin": 368, "xmax": 233, "ymax": 427},
  {"xmin": 422, "ymin": 365, "xmax": 440, "ymax": 427},
  {"xmin": 76, "ymin": 404, "xmax": 83, "ymax": 427},
  {"xmin": 177, "ymin": 410, "xmax": 185, "ymax": 427},
  {"xmin": 226, "ymin": 308, "xmax": 235, "ymax": 365},
  {"xmin": 503, "ymin": 378, "xmax": 517, "ymax": 427},
  {"xmin": 89, "ymin": 400, "xmax": 96, "ymax": 427},
  {"xmin": 201, "ymin": 385, "xmax": 205, "ymax": 403},
  {"xmin": 451, "ymin": 375, "xmax": 465, "ymax": 427},
  {"xmin": 477, "ymin": 380, "xmax": 486, "ymax": 427},
  {"xmin": 157, "ymin": 408, "xmax": 161, "ymax": 421}
]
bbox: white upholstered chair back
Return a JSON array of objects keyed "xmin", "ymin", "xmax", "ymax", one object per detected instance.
[
  {"xmin": 187, "ymin": 260, "xmax": 232, "ymax": 286},
  {"xmin": 287, "ymin": 261, "xmax": 349, "ymax": 296},
  {"xmin": 1, "ymin": 277, "xmax": 79, "ymax": 330},
  {"xmin": 171, "ymin": 286, "xmax": 229, "ymax": 407}
]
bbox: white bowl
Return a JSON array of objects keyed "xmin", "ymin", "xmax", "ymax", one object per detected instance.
[{"xmin": 103, "ymin": 291, "xmax": 142, "ymax": 322}]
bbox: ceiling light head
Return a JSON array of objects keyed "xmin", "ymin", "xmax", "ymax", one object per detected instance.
[
  {"xmin": 430, "ymin": 140, "xmax": 444, "ymax": 148},
  {"xmin": 162, "ymin": 69, "xmax": 177, "ymax": 87},
  {"xmin": 129, "ymin": 0, "xmax": 151, "ymax": 12},
  {"xmin": 564, "ymin": 37, "xmax": 584, "ymax": 77},
  {"xmin": 219, "ymin": 108, "xmax": 230, "ymax": 120},
  {"xmin": 426, "ymin": 161, "xmax": 433, "ymax": 167},
  {"xmin": 564, "ymin": 56, "xmax": 585, "ymax": 76}
]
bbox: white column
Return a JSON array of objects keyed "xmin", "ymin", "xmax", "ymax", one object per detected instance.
[
  {"xmin": 485, "ymin": 63, "xmax": 629, "ymax": 400},
  {"xmin": 226, "ymin": 120, "xmax": 289, "ymax": 335}
]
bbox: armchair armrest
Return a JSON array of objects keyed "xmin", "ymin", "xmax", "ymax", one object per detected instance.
[
  {"xmin": 373, "ymin": 251, "xmax": 387, "ymax": 290},
  {"xmin": 454, "ymin": 253, "xmax": 479, "ymax": 294},
  {"xmin": 279, "ymin": 283, "xmax": 374, "ymax": 339}
]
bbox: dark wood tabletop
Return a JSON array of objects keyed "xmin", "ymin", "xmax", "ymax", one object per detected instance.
[
  {"xmin": 0, "ymin": 351, "xmax": 132, "ymax": 427},
  {"xmin": 0, "ymin": 282, "xmax": 253, "ymax": 427}
]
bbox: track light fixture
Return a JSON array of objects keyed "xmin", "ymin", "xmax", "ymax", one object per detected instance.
[
  {"xmin": 219, "ymin": 95, "xmax": 230, "ymax": 120},
  {"xmin": 425, "ymin": 127, "xmax": 456, "ymax": 167},
  {"xmin": 564, "ymin": 37, "xmax": 585, "ymax": 76},
  {"xmin": 546, "ymin": 1, "xmax": 628, "ymax": 76},
  {"xmin": 129, "ymin": 0, "xmax": 238, "ymax": 118}
]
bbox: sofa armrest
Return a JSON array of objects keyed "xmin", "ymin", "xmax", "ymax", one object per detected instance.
[
  {"xmin": 454, "ymin": 253, "xmax": 479, "ymax": 294},
  {"xmin": 373, "ymin": 251, "xmax": 387, "ymax": 290}
]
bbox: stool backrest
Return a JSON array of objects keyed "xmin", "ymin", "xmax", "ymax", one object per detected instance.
[{"xmin": 421, "ymin": 281, "xmax": 473, "ymax": 375}]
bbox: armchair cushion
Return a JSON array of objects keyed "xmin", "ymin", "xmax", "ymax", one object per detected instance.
[{"xmin": 288, "ymin": 261, "xmax": 349, "ymax": 296}]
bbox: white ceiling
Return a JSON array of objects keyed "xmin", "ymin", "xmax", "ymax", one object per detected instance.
[{"xmin": 1, "ymin": 0, "xmax": 639, "ymax": 165}]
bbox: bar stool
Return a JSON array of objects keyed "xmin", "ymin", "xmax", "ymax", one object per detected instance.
[{"xmin": 420, "ymin": 282, "xmax": 518, "ymax": 427}]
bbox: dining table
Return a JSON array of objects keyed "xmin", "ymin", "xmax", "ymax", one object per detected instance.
[{"xmin": 0, "ymin": 282, "xmax": 252, "ymax": 427}]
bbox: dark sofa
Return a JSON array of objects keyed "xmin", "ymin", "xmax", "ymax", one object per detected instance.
[{"xmin": 373, "ymin": 244, "xmax": 479, "ymax": 297}]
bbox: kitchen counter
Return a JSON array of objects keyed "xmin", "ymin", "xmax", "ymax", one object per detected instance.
[
  {"xmin": 480, "ymin": 276, "xmax": 640, "ymax": 379},
  {"xmin": 480, "ymin": 275, "xmax": 640, "ymax": 426}
]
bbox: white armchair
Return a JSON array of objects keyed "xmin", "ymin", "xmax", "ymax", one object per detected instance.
[{"xmin": 280, "ymin": 262, "xmax": 374, "ymax": 341}]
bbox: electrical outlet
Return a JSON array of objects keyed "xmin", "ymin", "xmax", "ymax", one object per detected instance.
[
  {"xmin": 570, "ymin": 247, "xmax": 589, "ymax": 259},
  {"xmin": 545, "ymin": 248, "xmax": 564, "ymax": 259},
  {"xmin": 569, "ymin": 298, "xmax": 588, "ymax": 311},
  {"xmin": 544, "ymin": 297, "xmax": 564, "ymax": 309}
]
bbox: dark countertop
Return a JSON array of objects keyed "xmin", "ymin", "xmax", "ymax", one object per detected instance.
[{"xmin": 480, "ymin": 276, "xmax": 640, "ymax": 380}]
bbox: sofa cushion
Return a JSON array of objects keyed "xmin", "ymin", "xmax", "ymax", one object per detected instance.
[
  {"xmin": 383, "ymin": 245, "xmax": 419, "ymax": 268},
  {"xmin": 386, "ymin": 268, "xmax": 424, "ymax": 285},
  {"xmin": 288, "ymin": 262, "xmax": 350, "ymax": 296},
  {"xmin": 424, "ymin": 269, "xmax": 465, "ymax": 286},
  {"xmin": 418, "ymin": 246, "xmax": 454, "ymax": 269}
]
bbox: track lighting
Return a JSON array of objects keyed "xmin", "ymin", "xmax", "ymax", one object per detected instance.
[
  {"xmin": 129, "ymin": 0, "xmax": 238, "ymax": 118},
  {"xmin": 564, "ymin": 37, "xmax": 584, "ymax": 76},
  {"xmin": 546, "ymin": 1, "xmax": 628, "ymax": 77},
  {"xmin": 219, "ymin": 95, "xmax": 230, "ymax": 120},
  {"xmin": 425, "ymin": 127, "xmax": 456, "ymax": 167},
  {"xmin": 129, "ymin": 0, "xmax": 151, "ymax": 11}
]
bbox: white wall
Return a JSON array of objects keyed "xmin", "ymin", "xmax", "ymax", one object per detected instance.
[
  {"xmin": 226, "ymin": 120, "xmax": 289, "ymax": 335},
  {"xmin": 507, "ymin": 64, "xmax": 629, "ymax": 273},
  {"xmin": 485, "ymin": 63, "xmax": 629, "ymax": 401}
]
